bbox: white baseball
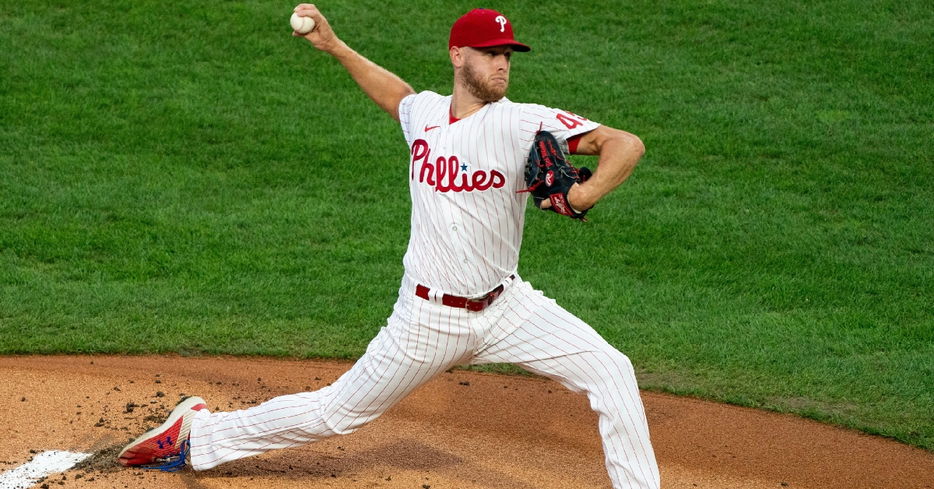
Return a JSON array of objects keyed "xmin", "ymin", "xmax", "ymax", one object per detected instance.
[{"xmin": 290, "ymin": 13, "xmax": 316, "ymax": 34}]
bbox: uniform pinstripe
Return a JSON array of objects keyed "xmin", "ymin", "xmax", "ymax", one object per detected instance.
[{"xmin": 187, "ymin": 91, "xmax": 660, "ymax": 489}]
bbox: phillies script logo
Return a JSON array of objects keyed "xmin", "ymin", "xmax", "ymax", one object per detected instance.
[{"xmin": 410, "ymin": 139, "xmax": 506, "ymax": 192}]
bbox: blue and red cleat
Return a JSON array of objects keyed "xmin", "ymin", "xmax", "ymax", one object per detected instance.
[{"xmin": 118, "ymin": 396, "xmax": 207, "ymax": 471}]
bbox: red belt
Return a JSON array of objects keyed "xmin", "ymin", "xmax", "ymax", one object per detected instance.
[{"xmin": 415, "ymin": 275, "xmax": 515, "ymax": 312}]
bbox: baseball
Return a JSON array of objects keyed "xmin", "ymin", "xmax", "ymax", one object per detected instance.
[{"xmin": 290, "ymin": 13, "xmax": 316, "ymax": 34}]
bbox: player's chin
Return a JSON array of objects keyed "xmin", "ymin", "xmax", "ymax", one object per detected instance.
[{"xmin": 484, "ymin": 83, "xmax": 508, "ymax": 102}]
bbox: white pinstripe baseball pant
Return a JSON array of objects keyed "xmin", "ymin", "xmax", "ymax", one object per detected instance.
[{"xmin": 188, "ymin": 274, "xmax": 660, "ymax": 489}]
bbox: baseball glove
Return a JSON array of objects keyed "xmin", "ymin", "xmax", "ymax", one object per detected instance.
[{"xmin": 519, "ymin": 130, "xmax": 592, "ymax": 220}]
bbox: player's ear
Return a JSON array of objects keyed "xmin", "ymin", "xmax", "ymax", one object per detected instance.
[{"xmin": 450, "ymin": 46, "xmax": 465, "ymax": 68}]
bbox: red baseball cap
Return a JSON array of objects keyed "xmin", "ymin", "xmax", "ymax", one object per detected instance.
[{"xmin": 449, "ymin": 9, "xmax": 531, "ymax": 52}]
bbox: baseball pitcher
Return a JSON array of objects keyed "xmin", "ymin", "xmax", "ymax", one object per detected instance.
[{"xmin": 119, "ymin": 5, "xmax": 660, "ymax": 489}]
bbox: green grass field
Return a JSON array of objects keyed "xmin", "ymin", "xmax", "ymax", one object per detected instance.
[{"xmin": 2, "ymin": 0, "xmax": 932, "ymax": 450}]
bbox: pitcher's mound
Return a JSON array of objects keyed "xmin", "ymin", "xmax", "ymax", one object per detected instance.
[{"xmin": 1, "ymin": 355, "xmax": 930, "ymax": 488}]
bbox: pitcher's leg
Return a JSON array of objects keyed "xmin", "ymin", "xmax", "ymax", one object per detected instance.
[
  {"xmin": 523, "ymin": 348, "xmax": 658, "ymax": 489},
  {"xmin": 190, "ymin": 295, "xmax": 470, "ymax": 470},
  {"xmin": 475, "ymin": 281, "xmax": 660, "ymax": 489}
]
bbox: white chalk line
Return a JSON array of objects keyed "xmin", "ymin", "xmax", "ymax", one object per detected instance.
[{"xmin": 0, "ymin": 451, "xmax": 91, "ymax": 489}]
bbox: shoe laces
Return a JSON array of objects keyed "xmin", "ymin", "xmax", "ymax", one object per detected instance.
[{"xmin": 143, "ymin": 439, "xmax": 190, "ymax": 472}]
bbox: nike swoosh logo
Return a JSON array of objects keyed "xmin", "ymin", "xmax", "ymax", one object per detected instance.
[{"xmin": 424, "ymin": 125, "xmax": 440, "ymax": 132}]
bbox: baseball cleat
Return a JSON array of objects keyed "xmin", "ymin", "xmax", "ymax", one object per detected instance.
[{"xmin": 118, "ymin": 396, "xmax": 207, "ymax": 471}]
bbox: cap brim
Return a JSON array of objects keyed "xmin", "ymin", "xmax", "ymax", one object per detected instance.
[{"xmin": 467, "ymin": 39, "xmax": 532, "ymax": 52}]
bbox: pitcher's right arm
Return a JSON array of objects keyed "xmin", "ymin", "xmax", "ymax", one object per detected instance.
[{"xmin": 292, "ymin": 4, "xmax": 415, "ymax": 121}]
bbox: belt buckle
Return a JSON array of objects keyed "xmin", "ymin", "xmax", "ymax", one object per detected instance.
[{"xmin": 467, "ymin": 285, "xmax": 504, "ymax": 312}]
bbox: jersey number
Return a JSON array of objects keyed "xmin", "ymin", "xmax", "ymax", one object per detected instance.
[{"xmin": 556, "ymin": 111, "xmax": 588, "ymax": 130}]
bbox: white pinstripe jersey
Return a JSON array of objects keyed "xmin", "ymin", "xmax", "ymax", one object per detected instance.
[{"xmin": 398, "ymin": 91, "xmax": 600, "ymax": 296}]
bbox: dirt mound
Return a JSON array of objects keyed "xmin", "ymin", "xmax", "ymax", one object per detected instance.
[{"xmin": 1, "ymin": 355, "xmax": 930, "ymax": 489}]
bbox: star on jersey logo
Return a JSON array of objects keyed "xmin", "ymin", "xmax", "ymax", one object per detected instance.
[{"xmin": 460, "ymin": 163, "xmax": 469, "ymax": 172}]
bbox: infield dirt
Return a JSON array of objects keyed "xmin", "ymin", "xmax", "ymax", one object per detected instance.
[{"xmin": 1, "ymin": 355, "xmax": 930, "ymax": 489}]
